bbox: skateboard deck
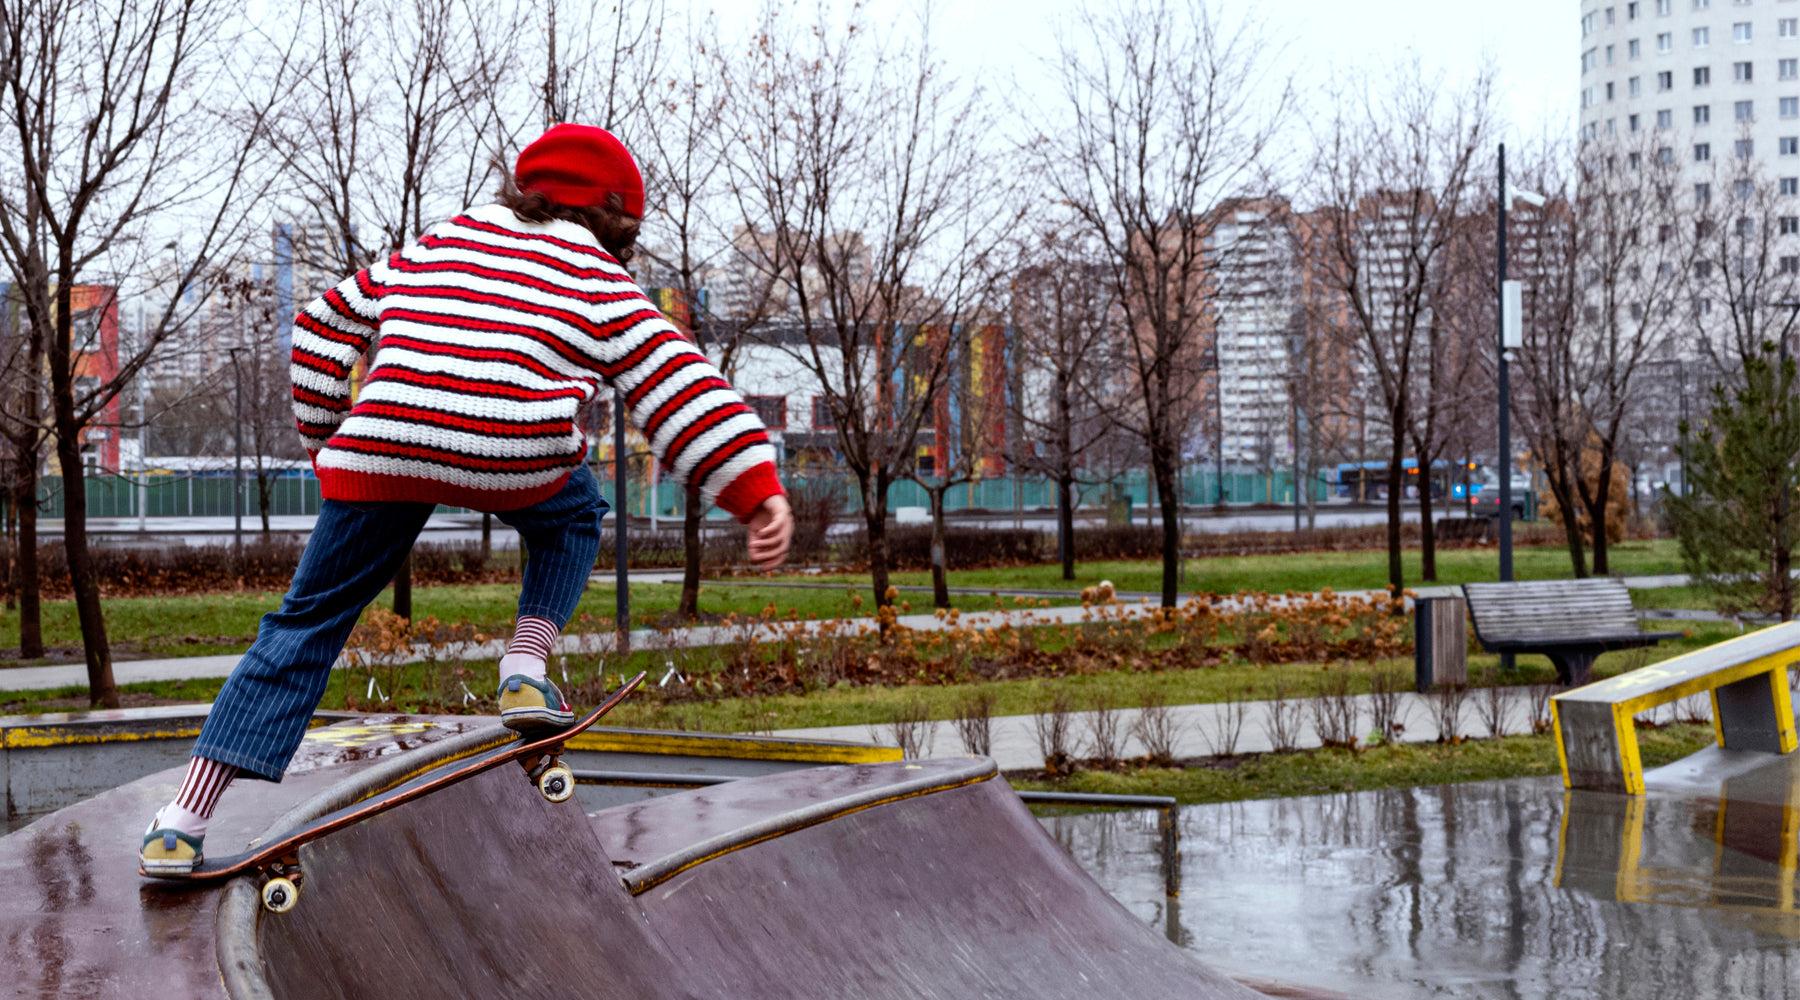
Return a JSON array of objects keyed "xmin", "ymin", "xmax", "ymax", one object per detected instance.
[{"xmin": 142, "ymin": 671, "xmax": 646, "ymax": 909}]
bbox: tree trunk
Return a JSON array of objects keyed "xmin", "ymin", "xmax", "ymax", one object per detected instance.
[
  {"xmin": 1419, "ymin": 472, "xmax": 1437, "ymax": 583},
  {"xmin": 1058, "ymin": 472, "xmax": 1075, "ymax": 581},
  {"xmin": 481, "ymin": 512, "xmax": 491, "ymax": 560},
  {"xmin": 48, "ymin": 275, "xmax": 116, "ymax": 707},
  {"xmin": 1589, "ymin": 455, "xmax": 1613, "ymax": 576},
  {"xmin": 1154, "ymin": 458, "xmax": 1181, "ymax": 609},
  {"xmin": 928, "ymin": 485, "xmax": 949, "ymax": 609},
  {"xmin": 864, "ymin": 469, "xmax": 892, "ymax": 614},
  {"xmin": 679, "ymin": 485, "xmax": 702, "ymax": 619},
  {"xmin": 393, "ymin": 551, "xmax": 412, "ymax": 620},
  {"xmin": 257, "ymin": 472, "xmax": 273, "ymax": 535},
  {"xmin": 13, "ymin": 450, "xmax": 41, "ymax": 659},
  {"xmin": 1780, "ymin": 533, "xmax": 1794, "ymax": 622},
  {"xmin": 1385, "ymin": 412, "xmax": 1406, "ymax": 596}
]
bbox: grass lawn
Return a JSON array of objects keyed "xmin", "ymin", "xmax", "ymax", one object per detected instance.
[
  {"xmin": 1011, "ymin": 724, "xmax": 1715, "ymax": 806},
  {"xmin": 778, "ymin": 538, "xmax": 1683, "ymax": 597},
  {"xmin": 0, "ymin": 580, "xmax": 1006, "ymax": 666}
]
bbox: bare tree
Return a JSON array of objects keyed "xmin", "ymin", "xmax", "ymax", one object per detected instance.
[
  {"xmin": 0, "ymin": 0, "xmax": 296, "ymax": 700},
  {"xmin": 1509, "ymin": 133, "xmax": 1685, "ymax": 577},
  {"xmin": 1006, "ymin": 227, "xmax": 1120, "ymax": 579},
  {"xmin": 906, "ymin": 321, "xmax": 1009, "ymax": 608},
  {"xmin": 721, "ymin": 4, "xmax": 1014, "ymax": 613},
  {"xmin": 1034, "ymin": 0, "xmax": 1288, "ymax": 608},
  {"xmin": 1311, "ymin": 61, "xmax": 1494, "ymax": 594}
]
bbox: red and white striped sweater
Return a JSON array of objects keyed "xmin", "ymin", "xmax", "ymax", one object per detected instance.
[{"xmin": 290, "ymin": 204, "xmax": 782, "ymax": 519}]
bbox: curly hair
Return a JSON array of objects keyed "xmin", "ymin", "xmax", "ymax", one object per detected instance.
[{"xmin": 493, "ymin": 161, "xmax": 640, "ymax": 265}]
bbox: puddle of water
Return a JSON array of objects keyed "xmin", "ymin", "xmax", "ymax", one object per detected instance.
[{"xmin": 1039, "ymin": 776, "xmax": 1800, "ymax": 1000}]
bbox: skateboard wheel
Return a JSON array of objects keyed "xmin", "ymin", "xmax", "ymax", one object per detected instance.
[
  {"xmin": 538, "ymin": 764, "xmax": 575, "ymax": 803},
  {"xmin": 262, "ymin": 876, "xmax": 299, "ymax": 914}
]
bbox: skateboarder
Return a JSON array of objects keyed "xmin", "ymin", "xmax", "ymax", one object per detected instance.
[{"xmin": 141, "ymin": 123, "xmax": 792, "ymax": 874}]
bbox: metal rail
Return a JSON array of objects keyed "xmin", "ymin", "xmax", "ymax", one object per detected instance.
[{"xmin": 572, "ymin": 771, "xmax": 1181, "ymax": 898}]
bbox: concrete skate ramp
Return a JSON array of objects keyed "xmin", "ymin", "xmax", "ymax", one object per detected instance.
[{"xmin": 249, "ymin": 757, "xmax": 1257, "ymax": 999}]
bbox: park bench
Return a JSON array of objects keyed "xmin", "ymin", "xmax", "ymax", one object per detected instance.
[
  {"xmin": 1553, "ymin": 621, "xmax": 1799, "ymax": 793},
  {"xmin": 1461, "ymin": 578, "xmax": 1682, "ymax": 687}
]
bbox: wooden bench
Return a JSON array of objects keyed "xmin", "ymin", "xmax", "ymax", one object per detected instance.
[
  {"xmin": 1553, "ymin": 622, "xmax": 1800, "ymax": 793},
  {"xmin": 1461, "ymin": 579, "xmax": 1683, "ymax": 686}
]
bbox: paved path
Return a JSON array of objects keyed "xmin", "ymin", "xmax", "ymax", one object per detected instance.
[
  {"xmin": 0, "ymin": 572, "xmax": 1715, "ymax": 694},
  {"xmin": 769, "ymin": 685, "xmax": 1717, "ymax": 771}
]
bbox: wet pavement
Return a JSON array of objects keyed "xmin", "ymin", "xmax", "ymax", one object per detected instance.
[{"xmin": 1041, "ymin": 750, "xmax": 1800, "ymax": 999}]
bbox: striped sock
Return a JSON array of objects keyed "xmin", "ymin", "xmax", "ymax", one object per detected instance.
[
  {"xmin": 499, "ymin": 615, "xmax": 560, "ymax": 683},
  {"xmin": 155, "ymin": 756, "xmax": 238, "ymax": 838}
]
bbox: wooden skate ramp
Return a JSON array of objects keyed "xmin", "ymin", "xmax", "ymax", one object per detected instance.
[{"xmin": 251, "ymin": 756, "xmax": 1256, "ymax": 999}]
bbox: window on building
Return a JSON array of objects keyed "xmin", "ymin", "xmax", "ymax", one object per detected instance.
[
  {"xmin": 1608, "ymin": 118, "xmax": 1618, "ymax": 135},
  {"xmin": 1738, "ymin": 138, "xmax": 1756, "ymax": 157},
  {"xmin": 1738, "ymin": 217, "xmax": 1756, "ymax": 238},
  {"xmin": 1785, "ymin": 177, "xmax": 1800, "ymax": 194},
  {"xmin": 1659, "ymin": 69, "xmax": 1675, "ymax": 90},
  {"xmin": 1783, "ymin": 216, "xmax": 1800, "ymax": 233},
  {"xmin": 1738, "ymin": 99, "xmax": 1756, "ymax": 120},
  {"xmin": 1696, "ymin": 260, "xmax": 1714, "ymax": 279},
  {"xmin": 1582, "ymin": 48, "xmax": 1598, "ymax": 73},
  {"xmin": 1631, "ymin": 112, "xmax": 1643, "ymax": 131},
  {"xmin": 1696, "ymin": 142, "xmax": 1713, "ymax": 161},
  {"xmin": 1784, "ymin": 136, "xmax": 1800, "ymax": 154},
  {"xmin": 1696, "ymin": 65, "xmax": 1712, "ymax": 85},
  {"xmin": 1736, "ymin": 61, "xmax": 1755, "ymax": 81},
  {"xmin": 1734, "ymin": 22, "xmax": 1753, "ymax": 42},
  {"xmin": 1784, "ymin": 256, "xmax": 1800, "ymax": 274},
  {"xmin": 746, "ymin": 395, "xmax": 786, "ymax": 430},
  {"xmin": 1786, "ymin": 59, "xmax": 1800, "ymax": 80},
  {"xmin": 1607, "ymin": 6, "xmax": 1617, "ymax": 23},
  {"xmin": 1699, "ymin": 219, "xmax": 1717, "ymax": 238},
  {"xmin": 1696, "ymin": 103, "xmax": 1713, "ymax": 123},
  {"xmin": 1695, "ymin": 26, "xmax": 1712, "ymax": 46},
  {"xmin": 810, "ymin": 397, "xmax": 836, "ymax": 430},
  {"xmin": 1582, "ymin": 10, "xmax": 1597, "ymax": 36},
  {"xmin": 1737, "ymin": 178, "xmax": 1757, "ymax": 197},
  {"xmin": 1660, "ymin": 223, "xmax": 1674, "ymax": 242},
  {"xmin": 1657, "ymin": 0, "xmax": 1670, "ymax": 12},
  {"xmin": 1630, "ymin": 150, "xmax": 1644, "ymax": 166},
  {"xmin": 1785, "ymin": 18, "xmax": 1800, "ymax": 37},
  {"xmin": 1629, "ymin": 0, "xmax": 1640, "ymax": 17},
  {"xmin": 1607, "ymin": 81, "xmax": 1617, "ymax": 100},
  {"xmin": 1785, "ymin": 96, "xmax": 1800, "ymax": 117},
  {"xmin": 1630, "ymin": 75, "xmax": 1643, "ymax": 96},
  {"xmin": 1694, "ymin": 0, "xmax": 1709, "ymax": 8},
  {"xmin": 1697, "ymin": 182, "xmax": 1713, "ymax": 201},
  {"xmin": 1661, "ymin": 32, "xmax": 1675, "ymax": 52},
  {"xmin": 1698, "ymin": 298, "xmax": 1713, "ymax": 316},
  {"xmin": 1659, "ymin": 144, "xmax": 1675, "ymax": 163},
  {"xmin": 1608, "ymin": 44, "xmax": 1617, "ymax": 65}
]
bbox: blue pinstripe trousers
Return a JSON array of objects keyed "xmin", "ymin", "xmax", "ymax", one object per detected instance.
[{"xmin": 193, "ymin": 465, "xmax": 610, "ymax": 780}]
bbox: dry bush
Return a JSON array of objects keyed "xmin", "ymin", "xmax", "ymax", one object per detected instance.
[
  {"xmin": 1675, "ymin": 692, "xmax": 1712, "ymax": 725},
  {"xmin": 1308, "ymin": 671, "xmax": 1361, "ymax": 749},
  {"xmin": 1033, "ymin": 690, "xmax": 1077, "ymax": 774},
  {"xmin": 1199, "ymin": 698, "xmax": 1246, "ymax": 757},
  {"xmin": 786, "ymin": 476, "xmax": 844, "ymax": 564},
  {"xmin": 1262, "ymin": 678, "xmax": 1304, "ymax": 752},
  {"xmin": 874, "ymin": 696, "xmax": 937, "ymax": 759},
  {"xmin": 1086, "ymin": 692, "xmax": 1124, "ymax": 764},
  {"xmin": 1475, "ymin": 670, "xmax": 1509, "ymax": 739},
  {"xmin": 1368, "ymin": 666, "xmax": 1409, "ymax": 744},
  {"xmin": 1431, "ymin": 684, "xmax": 1468, "ymax": 744},
  {"xmin": 1527, "ymin": 684, "xmax": 1558, "ymax": 735},
  {"xmin": 1133, "ymin": 687, "xmax": 1184, "ymax": 765},
  {"xmin": 952, "ymin": 689, "xmax": 998, "ymax": 757}
]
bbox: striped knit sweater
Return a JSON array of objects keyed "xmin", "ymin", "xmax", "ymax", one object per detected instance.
[{"xmin": 290, "ymin": 204, "xmax": 782, "ymax": 519}]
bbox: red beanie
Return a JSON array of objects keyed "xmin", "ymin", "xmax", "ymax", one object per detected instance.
[{"xmin": 514, "ymin": 124, "xmax": 645, "ymax": 220}]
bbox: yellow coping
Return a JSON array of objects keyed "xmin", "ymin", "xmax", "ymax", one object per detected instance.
[
  {"xmin": 567, "ymin": 727, "xmax": 902, "ymax": 765},
  {"xmin": 3, "ymin": 715, "xmax": 342, "ymax": 750}
]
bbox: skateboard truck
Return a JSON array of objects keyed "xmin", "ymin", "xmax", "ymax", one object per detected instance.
[
  {"xmin": 519, "ymin": 743, "xmax": 576, "ymax": 804},
  {"xmin": 258, "ymin": 852, "xmax": 303, "ymax": 914}
]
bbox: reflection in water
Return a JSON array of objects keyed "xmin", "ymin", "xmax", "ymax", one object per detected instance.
[{"xmin": 1039, "ymin": 776, "xmax": 1800, "ymax": 999}]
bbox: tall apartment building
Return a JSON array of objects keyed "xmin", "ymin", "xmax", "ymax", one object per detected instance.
[{"xmin": 1579, "ymin": 0, "xmax": 1800, "ymax": 193}]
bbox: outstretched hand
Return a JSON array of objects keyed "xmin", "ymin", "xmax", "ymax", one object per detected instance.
[{"xmin": 747, "ymin": 494, "xmax": 793, "ymax": 570}]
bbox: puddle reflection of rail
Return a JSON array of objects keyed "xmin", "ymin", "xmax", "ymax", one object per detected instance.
[{"xmin": 571, "ymin": 770, "xmax": 1181, "ymax": 898}]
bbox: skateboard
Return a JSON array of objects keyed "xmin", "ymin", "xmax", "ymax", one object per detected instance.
[{"xmin": 141, "ymin": 671, "xmax": 646, "ymax": 913}]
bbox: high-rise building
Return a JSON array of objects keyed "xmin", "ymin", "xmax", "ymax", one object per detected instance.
[{"xmin": 1579, "ymin": 0, "xmax": 1800, "ymax": 190}]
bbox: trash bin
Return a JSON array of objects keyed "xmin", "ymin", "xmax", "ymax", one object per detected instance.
[{"xmin": 1414, "ymin": 597, "xmax": 1468, "ymax": 692}]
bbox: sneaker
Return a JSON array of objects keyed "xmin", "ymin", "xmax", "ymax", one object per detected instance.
[
  {"xmin": 498, "ymin": 674, "xmax": 575, "ymax": 734},
  {"xmin": 139, "ymin": 815, "xmax": 204, "ymax": 875}
]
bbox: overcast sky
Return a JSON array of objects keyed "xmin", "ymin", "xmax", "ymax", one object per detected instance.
[{"xmin": 704, "ymin": 0, "xmax": 1577, "ymax": 151}]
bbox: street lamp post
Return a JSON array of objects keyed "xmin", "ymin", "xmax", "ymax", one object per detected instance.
[
  {"xmin": 227, "ymin": 346, "xmax": 246, "ymax": 553},
  {"xmin": 1497, "ymin": 143, "xmax": 1544, "ymax": 674}
]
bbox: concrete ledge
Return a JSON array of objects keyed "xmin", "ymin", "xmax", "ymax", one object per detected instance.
[{"xmin": 1553, "ymin": 622, "xmax": 1800, "ymax": 794}]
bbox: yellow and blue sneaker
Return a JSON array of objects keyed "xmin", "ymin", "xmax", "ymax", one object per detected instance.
[
  {"xmin": 498, "ymin": 675, "xmax": 575, "ymax": 734},
  {"xmin": 139, "ymin": 814, "xmax": 203, "ymax": 875}
]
